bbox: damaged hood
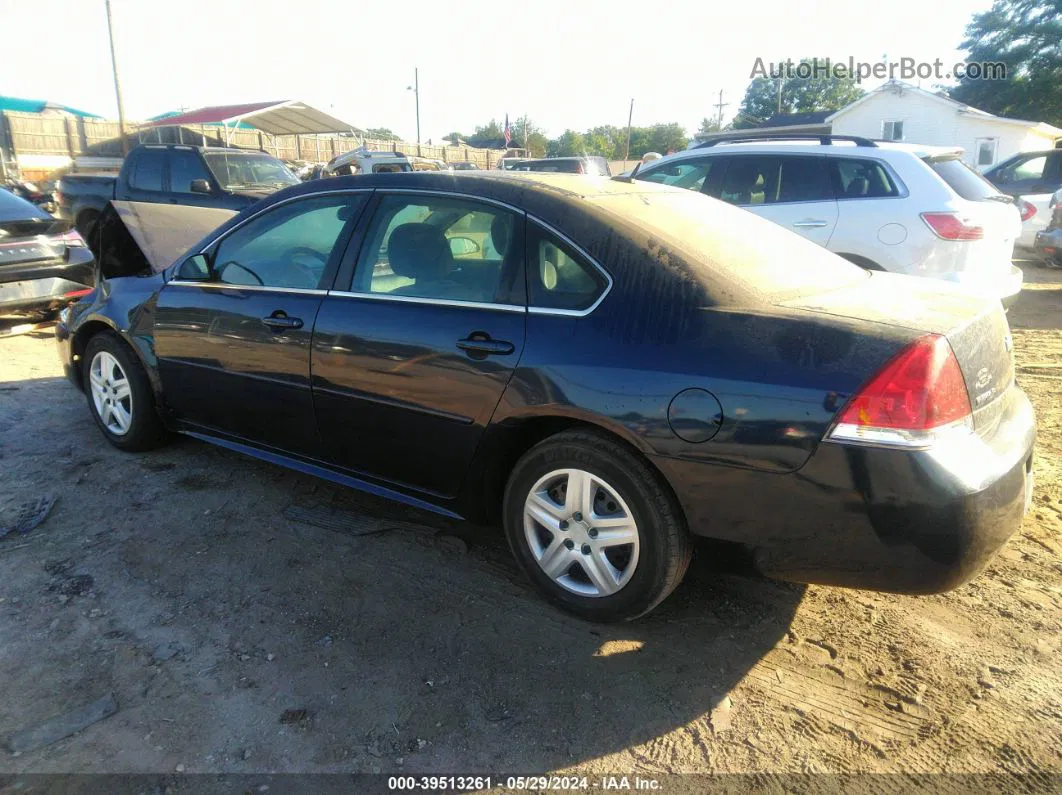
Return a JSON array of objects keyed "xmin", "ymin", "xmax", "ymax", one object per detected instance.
[{"xmin": 109, "ymin": 201, "xmax": 237, "ymax": 273}]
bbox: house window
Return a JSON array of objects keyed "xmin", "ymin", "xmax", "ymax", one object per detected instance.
[
  {"xmin": 976, "ymin": 138, "xmax": 998, "ymax": 168},
  {"xmin": 882, "ymin": 121, "xmax": 904, "ymax": 141}
]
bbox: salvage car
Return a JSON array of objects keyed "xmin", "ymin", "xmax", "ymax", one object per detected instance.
[
  {"xmin": 0, "ymin": 187, "xmax": 94, "ymax": 315},
  {"xmin": 56, "ymin": 172, "xmax": 1035, "ymax": 621}
]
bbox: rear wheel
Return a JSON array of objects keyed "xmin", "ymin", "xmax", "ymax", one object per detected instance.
[
  {"xmin": 503, "ymin": 430, "xmax": 691, "ymax": 621},
  {"xmin": 83, "ymin": 333, "xmax": 167, "ymax": 452}
]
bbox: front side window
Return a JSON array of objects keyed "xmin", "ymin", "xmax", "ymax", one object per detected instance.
[
  {"xmin": 639, "ymin": 159, "xmax": 714, "ymax": 192},
  {"xmin": 170, "ymin": 150, "xmax": 212, "ymax": 193},
  {"xmin": 831, "ymin": 158, "xmax": 899, "ymax": 199},
  {"xmin": 719, "ymin": 156, "xmax": 831, "ymax": 205},
  {"xmin": 1010, "ymin": 155, "xmax": 1047, "ymax": 182},
  {"xmin": 130, "ymin": 150, "xmax": 165, "ymax": 191},
  {"xmin": 353, "ymin": 194, "xmax": 523, "ymax": 305},
  {"xmin": 209, "ymin": 195, "xmax": 363, "ymax": 289},
  {"xmin": 527, "ymin": 225, "xmax": 608, "ymax": 312}
]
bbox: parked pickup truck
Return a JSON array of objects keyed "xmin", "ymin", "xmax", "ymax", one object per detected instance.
[{"xmin": 57, "ymin": 144, "xmax": 301, "ymax": 242}]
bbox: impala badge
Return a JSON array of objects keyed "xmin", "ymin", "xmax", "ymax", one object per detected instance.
[{"xmin": 975, "ymin": 367, "xmax": 992, "ymax": 390}]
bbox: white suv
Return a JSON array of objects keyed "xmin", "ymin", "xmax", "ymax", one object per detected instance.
[{"xmin": 635, "ymin": 135, "xmax": 1023, "ymax": 306}]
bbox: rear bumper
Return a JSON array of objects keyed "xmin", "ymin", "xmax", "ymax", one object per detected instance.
[
  {"xmin": 0, "ymin": 275, "xmax": 93, "ymax": 312},
  {"xmin": 948, "ymin": 265, "xmax": 1022, "ymax": 307},
  {"xmin": 652, "ymin": 389, "xmax": 1036, "ymax": 594},
  {"xmin": 1035, "ymin": 229, "xmax": 1062, "ymax": 263}
]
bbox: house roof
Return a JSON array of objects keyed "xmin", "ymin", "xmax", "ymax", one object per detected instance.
[
  {"xmin": 826, "ymin": 81, "xmax": 1062, "ymax": 136},
  {"xmin": 758, "ymin": 111, "xmax": 832, "ymax": 128},
  {"xmin": 145, "ymin": 100, "xmax": 357, "ymax": 136},
  {"xmin": 0, "ymin": 95, "xmax": 101, "ymax": 118}
]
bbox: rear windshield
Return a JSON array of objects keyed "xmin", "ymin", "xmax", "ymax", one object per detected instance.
[
  {"xmin": 926, "ymin": 156, "xmax": 1001, "ymax": 201},
  {"xmin": 594, "ymin": 188, "xmax": 866, "ymax": 302}
]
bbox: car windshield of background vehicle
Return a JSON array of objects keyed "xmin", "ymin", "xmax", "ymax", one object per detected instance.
[
  {"xmin": 203, "ymin": 153, "xmax": 300, "ymax": 190},
  {"xmin": 926, "ymin": 156, "xmax": 1001, "ymax": 201},
  {"xmin": 354, "ymin": 194, "xmax": 520, "ymax": 304}
]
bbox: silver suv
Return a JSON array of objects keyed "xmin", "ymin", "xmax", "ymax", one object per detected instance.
[{"xmin": 635, "ymin": 135, "xmax": 1023, "ymax": 306}]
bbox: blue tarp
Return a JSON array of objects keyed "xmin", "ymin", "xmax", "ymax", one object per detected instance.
[{"xmin": 0, "ymin": 95, "xmax": 101, "ymax": 118}]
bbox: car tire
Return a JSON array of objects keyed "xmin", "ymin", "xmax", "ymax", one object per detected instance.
[
  {"xmin": 83, "ymin": 332, "xmax": 167, "ymax": 452},
  {"xmin": 503, "ymin": 429, "xmax": 692, "ymax": 622}
]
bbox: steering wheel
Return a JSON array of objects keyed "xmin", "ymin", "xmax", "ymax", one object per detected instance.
[
  {"xmin": 216, "ymin": 260, "xmax": 264, "ymax": 286},
  {"xmin": 284, "ymin": 246, "xmax": 328, "ymax": 288}
]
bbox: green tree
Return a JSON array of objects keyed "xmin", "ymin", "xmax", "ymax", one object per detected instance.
[
  {"xmin": 366, "ymin": 127, "xmax": 399, "ymax": 140},
  {"xmin": 547, "ymin": 130, "xmax": 586, "ymax": 157},
  {"xmin": 697, "ymin": 117, "xmax": 722, "ymax": 136},
  {"xmin": 732, "ymin": 58, "xmax": 865, "ymax": 129},
  {"xmin": 647, "ymin": 123, "xmax": 688, "ymax": 154},
  {"xmin": 948, "ymin": 0, "xmax": 1062, "ymax": 126},
  {"xmin": 509, "ymin": 118, "xmax": 549, "ymax": 157},
  {"xmin": 443, "ymin": 131, "xmax": 466, "ymax": 145},
  {"xmin": 467, "ymin": 120, "xmax": 504, "ymax": 148}
]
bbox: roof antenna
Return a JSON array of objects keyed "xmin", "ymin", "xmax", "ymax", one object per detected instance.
[{"xmin": 613, "ymin": 160, "xmax": 642, "ymax": 183}]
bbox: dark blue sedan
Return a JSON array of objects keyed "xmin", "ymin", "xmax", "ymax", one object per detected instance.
[{"xmin": 56, "ymin": 172, "xmax": 1035, "ymax": 621}]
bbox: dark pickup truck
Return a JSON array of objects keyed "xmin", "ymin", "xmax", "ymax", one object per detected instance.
[{"xmin": 57, "ymin": 144, "xmax": 300, "ymax": 241}]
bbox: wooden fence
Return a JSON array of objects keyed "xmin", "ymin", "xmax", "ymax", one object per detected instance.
[{"xmin": 0, "ymin": 111, "xmax": 516, "ymax": 176}]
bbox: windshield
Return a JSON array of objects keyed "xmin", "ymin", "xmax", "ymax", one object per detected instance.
[
  {"xmin": 925, "ymin": 156, "xmax": 1002, "ymax": 201},
  {"xmin": 203, "ymin": 153, "xmax": 301, "ymax": 190}
]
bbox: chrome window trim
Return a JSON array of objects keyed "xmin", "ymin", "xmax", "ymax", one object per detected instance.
[
  {"xmin": 326, "ymin": 290, "xmax": 526, "ymax": 314},
  {"xmin": 376, "ymin": 188, "xmax": 524, "ymax": 214},
  {"xmin": 525, "ymin": 218, "xmax": 613, "ymax": 317},
  {"xmin": 167, "ymin": 281, "xmax": 328, "ymax": 296},
  {"xmin": 192, "ymin": 189, "xmax": 376, "ymax": 256}
]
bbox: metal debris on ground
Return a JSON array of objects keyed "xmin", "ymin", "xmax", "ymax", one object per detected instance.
[
  {"xmin": 0, "ymin": 495, "xmax": 57, "ymax": 540},
  {"xmin": 5, "ymin": 693, "xmax": 118, "ymax": 753}
]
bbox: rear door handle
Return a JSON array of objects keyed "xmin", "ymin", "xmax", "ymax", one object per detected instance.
[
  {"xmin": 261, "ymin": 313, "xmax": 304, "ymax": 331},
  {"xmin": 793, "ymin": 219, "xmax": 828, "ymax": 228},
  {"xmin": 457, "ymin": 334, "xmax": 515, "ymax": 356}
]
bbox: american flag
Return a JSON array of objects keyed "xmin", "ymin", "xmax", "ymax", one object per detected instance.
[{"xmin": 503, "ymin": 115, "xmax": 512, "ymax": 146}]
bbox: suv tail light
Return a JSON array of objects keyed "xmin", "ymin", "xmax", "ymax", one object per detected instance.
[
  {"xmin": 55, "ymin": 230, "xmax": 86, "ymax": 247},
  {"xmin": 920, "ymin": 212, "xmax": 985, "ymax": 241},
  {"xmin": 827, "ymin": 335, "xmax": 972, "ymax": 448},
  {"xmin": 1016, "ymin": 198, "xmax": 1037, "ymax": 222},
  {"xmin": 575, "ymin": 162, "xmax": 585, "ymax": 174}
]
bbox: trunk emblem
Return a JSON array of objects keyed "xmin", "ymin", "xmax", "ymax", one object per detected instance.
[{"xmin": 975, "ymin": 367, "xmax": 992, "ymax": 390}]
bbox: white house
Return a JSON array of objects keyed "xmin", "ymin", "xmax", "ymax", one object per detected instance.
[{"xmin": 721, "ymin": 81, "xmax": 1062, "ymax": 171}]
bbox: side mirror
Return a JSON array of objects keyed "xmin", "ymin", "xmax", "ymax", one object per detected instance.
[
  {"xmin": 176, "ymin": 253, "xmax": 212, "ymax": 281},
  {"xmin": 190, "ymin": 179, "xmax": 212, "ymax": 194}
]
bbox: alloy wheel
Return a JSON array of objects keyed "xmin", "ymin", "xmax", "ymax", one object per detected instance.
[
  {"xmin": 523, "ymin": 468, "xmax": 640, "ymax": 597},
  {"xmin": 89, "ymin": 350, "xmax": 133, "ymax": 436}
]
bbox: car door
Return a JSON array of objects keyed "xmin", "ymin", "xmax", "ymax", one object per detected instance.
[
  {"xmin": 154, "ymin": 191, "xmax": 369, "ymax": 456},
  {"xmin": 311, "ymin": 191, "xmax": 527, "ymax": 497},
  {"xmin": 712, "ymin": 154, "xmax": 837, "ymax": 247}
]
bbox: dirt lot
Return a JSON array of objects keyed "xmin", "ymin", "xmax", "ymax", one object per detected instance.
[{"xmin": 1, "ymin": 264, "xmax": 1060, "ymax": 787}]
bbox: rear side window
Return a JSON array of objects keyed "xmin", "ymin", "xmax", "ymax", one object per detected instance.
[
  {"xmin": 927, "ymin": 157, "xmax": 1000, "ymax": 201},
  {"xmin": 718, "ymin": 156, "xmax": 831, "ymax": 205},
  {"xmin": 169, "ymin": 151, "xmax": 212, "ymax": 193},
  {"xmin": 527, "ymin": 225, "xmax": 608, "ymax": 312},
  {"xmin": 831, "ymin": 158, "xmax": 899, "ymax": 199},
  {"xmin": 130, "ymin": 150, "xmax": 165, "ymax": 192}
]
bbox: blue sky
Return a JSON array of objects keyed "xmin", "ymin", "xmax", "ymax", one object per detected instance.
[{"xmin": 1, "ymin": 0, "xmax": 994, "ymax": 142}]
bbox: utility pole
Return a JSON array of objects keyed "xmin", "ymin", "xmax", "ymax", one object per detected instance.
[
  {"xmin": 777, "ymin": 77, "xmax": 783, "ymax": 115},
  {"xmin": 105, "ymin": 0, "xmax": 129, "ymax": 155},
  {"xmin": 623, "ymin": 98, "xmax": 634, "ymax": 162},
  {"xmin": 407, "ymin": 68, "xmax": 420, "ymax": 155},
  {"xmin": 523, "ymin": 114, "xmax": 529, "ymax": 156},
  {"xmin": 714, "ymin": 90, "xmax": 728, "ymax": 130}
]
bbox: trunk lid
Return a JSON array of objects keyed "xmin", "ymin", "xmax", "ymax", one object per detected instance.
[
  {"xmin": 780, "ymin": 272, "xmax": 1015, "ymax": 433},
  {"xmin": 0, "ymin": 217, "xmax": 78, "ymax": 268}
]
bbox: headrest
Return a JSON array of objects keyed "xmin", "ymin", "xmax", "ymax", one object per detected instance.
[{"xmin": 388, "ymin": 224, "xmax": 452, "ymax": 281}]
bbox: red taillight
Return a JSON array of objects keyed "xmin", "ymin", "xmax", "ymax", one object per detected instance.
[
  {"xmin": 920, "ymin": 212, "xmax": 984, "ymax": 241},
  {"xmin": 62, "ymin": 288, "xmax": 93, "ymax": 299},
  {"xmin": 1017, "ymin": 199, "xmax": 1036, "ymax": 222},
  {"xmin": 576, "ymin": 163, "xmax": 585, "ymax": 174},
  {"xmin": 830, "ymin": 335, "xmax": 972, "ymax": 447},
  {"xmin": 54, "ymin": 230, "xmax": 86, "ymax": 247}
]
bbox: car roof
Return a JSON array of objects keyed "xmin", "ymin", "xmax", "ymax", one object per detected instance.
[{"xmin": 659, "ymin": 140, "xmax": 961, "ymax": 162}]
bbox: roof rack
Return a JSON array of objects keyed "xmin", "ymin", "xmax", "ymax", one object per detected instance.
[{"xmin": 696, "ymin": 134, "xmax": 878, "ymax": 149}]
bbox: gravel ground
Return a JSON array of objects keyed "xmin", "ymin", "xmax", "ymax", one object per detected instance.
[{"xmin": 0, "ymin": 263, "xmax": 1060, "ymax": 786}]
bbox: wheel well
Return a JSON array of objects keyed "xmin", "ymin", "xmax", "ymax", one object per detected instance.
[
  {"xmin": 468, "ymin": 415, "xmax": 680, "ymax": 526},
  {"xmin": 837, "ymin": 253, "xmax": 884, "ymax": 271},
  {"xmin": 71, "ymin": 321, "xmax": 116, "ymax": 386}
]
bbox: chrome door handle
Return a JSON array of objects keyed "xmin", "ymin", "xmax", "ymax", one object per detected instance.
[
  {"xmin": 457, "ymin": 333, "xmax": 515, "ymax": 357},
  {"xmin": 793, "ymin": 220, "xmax": 828, "ymax": 228},
  {"xmin": 261, "ymin": 313, "xmax": 303, "ymax": 331}
]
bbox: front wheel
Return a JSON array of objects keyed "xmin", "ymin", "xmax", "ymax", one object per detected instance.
[
  {"xmin": 503, "ymin": 430, "xmax": 692, "ymax": 621},
  {"xmin": 83, "ymin": 332, "xmax": 167, "ymax": 452}
]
